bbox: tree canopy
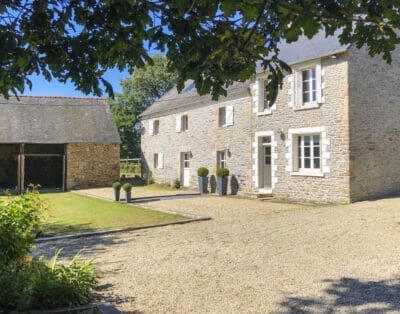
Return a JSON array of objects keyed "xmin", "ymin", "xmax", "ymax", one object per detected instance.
[
  {"xmin": 109, "ymin": 55, "xmax": 176, "ymax": 158},
  {"xmin": 2, "ymin": 1, "xmax": 400, "ymax": 102}
]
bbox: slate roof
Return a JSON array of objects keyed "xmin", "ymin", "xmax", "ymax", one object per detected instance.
[
  {"xmin": 0, "ymin": 96, "xmax": 120, "ymax": 144},
  {"xmin": 141, "ymin": 29, "xmax": 350, "ymax": 118},
  {"xmin": 141, "ymin": 80, "xmax": 250, "ymax": 117}
]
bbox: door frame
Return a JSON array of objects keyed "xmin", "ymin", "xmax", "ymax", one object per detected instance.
[
  {"xmin": 254, "ymin": 131, "xmax": 275, "ymax": 193},
  {"xmin": 180, "ymin": 152, "xmax": 190, "ymax": 187}
]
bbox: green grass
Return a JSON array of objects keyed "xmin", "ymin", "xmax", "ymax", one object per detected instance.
[
  {"xmin": 145, "ymin": 183, "xmax": 181, "ymax": 191},
  {"xmin": 35, "ymin": 192, "xmax": 186, "ymax": 236}
]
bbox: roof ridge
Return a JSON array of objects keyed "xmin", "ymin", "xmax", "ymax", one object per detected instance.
[{"xmin": 14, "ymin": 95, "xmax": 106, "ymax": 100}]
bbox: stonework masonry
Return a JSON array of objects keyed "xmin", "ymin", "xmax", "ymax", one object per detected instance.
[
  {"xmin": 66, "ymin": 143, "xmax": 120, "ymax": 189},
  {"xmin": 348, "ymin": 47, "xmax": 400, "ymax": 201},
  {"xmin": 251, "ymin": 54, "xmax": 351, "ymax": 203},
  {"xmin": 141, "ymin": 48, "xmax": 400, "ymax": 203},
  {"xmin": 141, "ymin": 94, "xmax": 252, "ymax": 194}
]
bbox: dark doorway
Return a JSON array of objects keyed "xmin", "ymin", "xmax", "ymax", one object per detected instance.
[
  {"xmin": 0, "ymin": 144, "xmax": 19, "ymax": 190},
  {"xmin": 25, "ymin": 156, "xmax": 63, "ymax": 189}
]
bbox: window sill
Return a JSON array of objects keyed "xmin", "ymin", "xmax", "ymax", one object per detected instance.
[
  {"xmin": 257, "ymin": 110, "xmax": 273, "ymax": 116},
  {"xmin": 293, "ymin": 103, "xmax": 320, "ymax": 111},
  {"xmin": 219, "ymin": 124, "xmax": 233, "ymax": 128},
  {"xmin": 290, "ymin": 171, "xmax": 324, "ymax": 177}
]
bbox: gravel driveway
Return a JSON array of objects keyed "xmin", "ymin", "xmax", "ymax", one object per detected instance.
[{"xmin": 35, "ymin": 195, "xmax": 400, "ymax": 313}]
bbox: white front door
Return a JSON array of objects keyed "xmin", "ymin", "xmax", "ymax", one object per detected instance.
[
  {"xmin": 259, "ymin": 136, "xmax": 272, "ymax": 190},
  {"xmin": 182, "ymin": 152, "xmax": 190, "ymax": 187}
]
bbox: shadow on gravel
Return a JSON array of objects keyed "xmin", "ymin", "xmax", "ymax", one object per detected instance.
[
  {"xmin": 280, "ymin": 277, "xmax": 400, "ymax": 313},
  {"xmin": 33, "ymin": 232, "xmax": 133, "ymax": 259}
]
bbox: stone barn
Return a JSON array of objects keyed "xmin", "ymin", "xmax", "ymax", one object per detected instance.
[{"xmin": 0, "ymin": 96, "xmax": 120, "ymax": 192}]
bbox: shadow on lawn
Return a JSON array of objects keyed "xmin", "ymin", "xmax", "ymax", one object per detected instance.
[
  {"xmin": 40, "ymin": 222, "xmax": 98, "ymax": 237},
  {"xmin": 280, "ymin": 276, "xmax": 400, "ymax": 313}
]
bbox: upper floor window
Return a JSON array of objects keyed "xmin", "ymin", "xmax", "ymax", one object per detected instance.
[
  {"xmin": 176, "ymin": 114, "xmax": 188, "ymax": 132},
  {"xmin": 293, "ymin": 60, "xmax": 322, "ymax": 109},
  {"xmin": 256, "ymin": 79, "xmax": 276, "ymax": 115},
  {"xmin": 218, "ymin": 105, "xmax": 234, "ymax": 127},
  {"xmin": 302, "ymin": 68, "xmax": 317, "ymax": 104},
  {"xmin": 153, "ymin": 120, "xmax": 160, "ymax": 135},
  {"xmin": 182, "ymin": 114, "xmax": 189, "ymax": 131},
  {"xmin": 148, "ymin": 119, "xmax": 159, "ymax": 136}
]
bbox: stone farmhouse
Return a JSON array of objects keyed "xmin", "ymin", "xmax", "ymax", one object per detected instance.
[
  {"xmin": 0, "ymin": 96, "xmax": 120, "ymax": 192},
  {"xmin": 140, "ymin": 31, "xmax": 400, "ymax": 203}
]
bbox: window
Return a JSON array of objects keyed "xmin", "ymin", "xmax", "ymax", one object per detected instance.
[
  {"xmin": 148, "ymin": 120, "xmax": 159, "ymax": 136},
  {"xmin": 263, "ymin": 80, "xmax": 273, "ymax": 110},
  {"xmin": 182, "ymin": 115, "xmax": 188, "ymax": 131},
  {"xmin": 153, "ymin": 120, "xmax": 160, "ymax": 135},
  {"xmin": 153, "ymin": 153, "xmax": 158, "ymax": 168},
  {"xmin": 296, "ymin": 135, "xmax": 321, "ymax": 171},
  {"xmin": 176, "ymin": 115, "xmax": 188, "ymax": 132},
  {"xmin": 218, "ymin": 105, "xmax": 234, "ymax": 127},
  {"xmin": 293, "ymin": 61, "xmax": 322, "ymax": 109},
  {"xmin": 217, "ymin": 151, "xmax": 227, "ymax": 169},
  {"xmin": 153, "ymin": 153, "xmax": 164, "ymax": 169},
  {"xmin": 302, "ymin": 68, "xmax": 317, "ymax": 103}
]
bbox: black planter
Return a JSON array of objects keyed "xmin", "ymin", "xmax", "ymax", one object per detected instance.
[
  {"xmin": 114, "ymin": 189, "xmax": 120, "ymax": 202},
  {"xmin": 217, "ymin": 177, "xmax": 228, "ymax": 196},
  {"xmin": 125, "ymin": 191, "xmax": 131, "ymax": 203},
  {"xmin": 198, "ymin": 176, "xmax": 208, "ymax": 194}
]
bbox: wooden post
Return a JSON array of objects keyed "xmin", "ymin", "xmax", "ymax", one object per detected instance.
[
  {"xmin": 20, "ymin": 144, "xmax": 25, "ymax": 193},
  {"xmin": 62, "ymin": 154, "xmax": 66, "ymax": 192}
]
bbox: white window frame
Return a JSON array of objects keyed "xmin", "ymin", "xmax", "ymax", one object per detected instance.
[
  {"xmin": 218, "ymin": 105, "xmax": 234, "ymax": 127},
  {"xmin": 287, "ymin": 127, "xmax": 330, "ymax": 177},
  {"xmin": 296, "ymin": 134, "xmax": 321, "ymax": 172},
  {"xmin": 293, "ymin": 59, "xmax": 322, "ymax": 110},
  {"xmin": 217, "ymin": 150, "xmax": 227, "ymax": 169}
]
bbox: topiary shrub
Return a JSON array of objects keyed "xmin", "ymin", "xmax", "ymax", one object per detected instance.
[
  {"xmin": 197, "ymin": 167, "xmax": 209, "ymax": 177},
  {"xmin": 112, "ymin": 181, "xmax": 122, "ymax": 190},
  {"xmin": 122, "ymin": 183, "xmax": 132, "ymax": 192},
  {"xmin": 216, "ymin": 168, "xmax": 229, "ymax": 178}
]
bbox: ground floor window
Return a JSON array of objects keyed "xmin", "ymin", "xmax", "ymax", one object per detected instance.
[
  {"xmin": 297, "ymin": 134, "xmax": 321, "ymax": 170},
  {"xmin": 153, "ymin": 153, "xmax": 164, "ymax": 169},
  {"xmin": 217, "ymin": 151, "xmax": 227, "ymax": 169}
]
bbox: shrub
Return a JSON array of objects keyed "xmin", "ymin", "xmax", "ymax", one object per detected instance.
[
  {"xmin": 148, "ymin": 176, "xmax": 155, "ymax": 185},
  {"xmin": 0, "ymin": 190, "xmax": 45, "ymax": 266},
  {"xmin": 173, "ymin": 179, "xmax": 181, "ymax": 189},
  {"xmin": 0, "ymin": 190, "xmax": 99, "ymax": 311},
  {"xmin": 112, "ymin": 181, "xmax": 122, "ymax": 190},
  {"xmin": 216, "ymin": 168, "xmax": 230, "ymax": 178},
  {"xmin": 197, "ymin": 167, "xmax": 209, "ymax": 177},
  {"xmin": 0, "ymin": 251, "xmax": 98, "ymax": 311},
  {"xmin": 122, "ymin": 183, "xmax": 132, "ymax": 192}
]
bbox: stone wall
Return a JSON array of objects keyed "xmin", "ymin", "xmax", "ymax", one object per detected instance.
[
  {"xmin": 348, "ymin": 47, "xmax": 400, "ymax": 201},
  {"xmin": 141, "ymin": 94, "xmax": 252, "ymax": 193},
  {"xmin": 251, "ymin": 54, "xmax": 351, "ymax": 203},
  {"xmin": 66, "ymin": 143, "xmax": 120, "ymax": 189}
]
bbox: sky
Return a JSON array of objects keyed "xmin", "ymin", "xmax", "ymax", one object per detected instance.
[{"xmin": 23, "ymin": 68, "xmax": 130, "ymax": 98}]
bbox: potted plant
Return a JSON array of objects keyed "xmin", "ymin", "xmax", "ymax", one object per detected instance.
[
  {"xmin": 216, "ymin": 168, "xmax": 229, "ymax": 196},
  {"xmin": 112, "ymin": 181, "xmax": 122, "ymax": 201},
  {"xmin": 122, "ymin": 183, "xmax": 132, "ymax": 203},
  {"xmin": 197, "ymin": 167, "xmax": 209, "ymax": 194}
]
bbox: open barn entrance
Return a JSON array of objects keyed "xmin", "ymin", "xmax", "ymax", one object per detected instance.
[
  {"xmin": 24, "ymin": 144, "xmax": 65, "ymax": 191},
  {"xmin": 0, "ymin": 144, "xmax": 19, "ymax": 190},
  {"xmin": 0, "ymin": 144, "xmax": 66, "ymax": 193}
]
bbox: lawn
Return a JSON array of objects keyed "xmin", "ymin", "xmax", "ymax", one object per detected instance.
[{"xmin": 34, "ymin": 192, "xmax": 186, "ymax": 236}]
